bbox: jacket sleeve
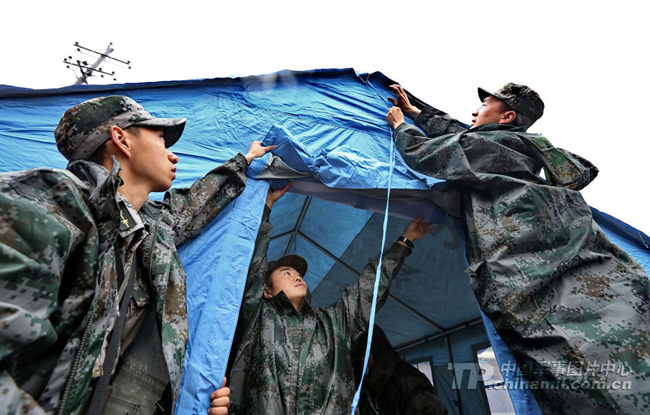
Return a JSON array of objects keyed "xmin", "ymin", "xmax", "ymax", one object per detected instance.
[
  {"xmin": 396, "ymin": 106, "xmax": 501, "ymax": 183},
  {"xmin": 395, "ymin": 122, "xmax": 550, "ymax": 187},
  {"xmin": 0, "ymin": 374, "xmax": 40, "ymax": 415},
  {"xmin": 393, "ymin": 120, "xmax": 481, "ymax": 183},
  {"xmin": 240, "ymin": 205, "xmax": 273, "ymax": 324},
  {"xmin": 0, "ymin": 173, "xmax": 93, "ymax": 415},
  {"xmin": 333, "ymin": 243, "xmax": 410, "ymax": 343},
  {"xmin": 166, "ymin": 153, "xmax": 249, "ymax": 245},
  {"xmin": 414, "ymin": 107, "xmax": 467, "ymax": 137}
]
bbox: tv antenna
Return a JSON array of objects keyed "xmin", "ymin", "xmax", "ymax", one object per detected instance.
[{"xmin": 63, "ymin": 42, "xmax": 131, "ymax": 85}]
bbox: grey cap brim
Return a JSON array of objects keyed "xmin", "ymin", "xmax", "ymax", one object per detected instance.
[
  {"xmin": 478, "ymin": 87, "xmax": 512, "ymax": 110},
  {"xmin": 478, "ymin": 87, "xmax": 495, "ymax": 102},
  {"xmin": 133, "ymin": 117, "xmax": 186, "ymax": 148}
]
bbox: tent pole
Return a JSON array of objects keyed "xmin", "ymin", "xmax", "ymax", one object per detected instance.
[
  {"xmin": 395, "ymin": 317, "xmax": 484, "ymax": 352},
  {"xmin": 445, "ymin": 335, "xmax": 464, "ymax": 415},
  {"xmin": 284, "ymin": 196, "xmax": 312, "ymax": 256},
  {"xmin": 389, "ymin": 295, "xmax": 447, "ymax": 333},
  {"xmin": 299, "ymin": 231, "xmax": 449, "ymax": 333},
  {"xmin": 270, "ymin": 230, "xmax": 293, "ymax": 241},
  {"xmin": 298, "ymin": 231, "xmax": 363, "ymax": 277}
]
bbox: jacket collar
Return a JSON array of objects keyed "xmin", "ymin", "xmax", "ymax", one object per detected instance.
[
  {"xmin": 469, "ymin": 122, "xmax": 528, "ymax": 133},
  {"xmin": 67, "ymin": 157, "xmax": 126, "ymax": 228},
  {"xmin": 116, "ymin": 193, "xmax": 146, "ymax": 238},
  {"xmin": 267, "ymin": 290, "xmax": 313, "ymax": 315}
]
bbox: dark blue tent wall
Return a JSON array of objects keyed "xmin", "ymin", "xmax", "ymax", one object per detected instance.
[{"xmin": 1, "ymin": 69, "xmax": 648, "ymax": 415}]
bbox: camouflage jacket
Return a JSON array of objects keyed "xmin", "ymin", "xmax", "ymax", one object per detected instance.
[
  {"xmin": 394, "ymin": 107, "xmax": 650, "ymax": 414},
  {"xmin": 229, "ymin": 207, "xmax": 410, "ymax": 415},
  {"xmin": 0, "ymin": 154, "xmax": 248, "ymax": 415}
]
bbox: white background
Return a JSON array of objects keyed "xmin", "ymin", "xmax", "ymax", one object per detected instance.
[{"xmin": 3, "ymin": 0, "xmax": 648, "ymax": 232}]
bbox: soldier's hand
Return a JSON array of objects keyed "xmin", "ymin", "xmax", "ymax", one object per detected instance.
[
  {"xmin": 388, "ymin": 84, "xmax": 421, "ymax": 119},
  {"xmin": 208, "ymin": 377, "xmax": 230, "ymax": 415},
  {"xmin": 245, "ymin": 141, "xmax": 277, "ymax": 165},
  {"xmin": 401, "ymin": 215, "xmax": 433, "ymax": 243},
  {"xmin": 266, "ymin": 182, "xmax": 291, "ymax": 209},
  {"xmin": 386, "ymin": 107, "xmax": 406, "ymax": 130}
]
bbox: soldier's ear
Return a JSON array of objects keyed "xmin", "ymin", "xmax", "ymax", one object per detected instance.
[
  {"xmin": 108, "ymin": 126, "xmax": 131, "ymax": 157},
  {"xmin": 263, "ymin": 285, "xmax": 274, "ymax": 299},
  {"xmin": 500, "ymin": 110, "xmax": 517, "ymax": 125}
]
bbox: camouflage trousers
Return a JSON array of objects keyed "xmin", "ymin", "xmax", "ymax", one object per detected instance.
[{"xmin": 102, "ymin": 310, "xmax": 170, "ymax": 415}]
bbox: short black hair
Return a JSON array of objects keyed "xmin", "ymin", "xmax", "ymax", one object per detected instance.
[
  {"xmin": 85, "ymin": 125, "xmax": 141, "ymax": 165},
  {"xmin": 87, "ymin": 141, "xmax": 107, "ymax": 165}
]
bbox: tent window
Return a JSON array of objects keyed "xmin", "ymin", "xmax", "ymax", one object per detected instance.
[
  {"xmin": 411, "ymin": 359, "xmax": 435, "ymax": 388},
  {"xmin": 476, "ymin": 346, "xmax": 516, "ymax": 415}
]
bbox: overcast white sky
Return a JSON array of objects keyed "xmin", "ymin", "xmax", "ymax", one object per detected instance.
[{"xmin": 3, "ymin": 1, "xmax": 649, "ymax": 233}]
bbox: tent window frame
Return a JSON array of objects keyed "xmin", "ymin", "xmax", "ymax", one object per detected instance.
[{"xmin": 472, "ymin": 341, "xmax": 517, "ymax": 415}]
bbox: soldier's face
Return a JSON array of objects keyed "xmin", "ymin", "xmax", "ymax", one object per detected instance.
[
  {"xmin": 264, "ymin": 266, "xmax": 308, "ymax": 310},
  {"xmin": 128, "ymin": 127, "xmax": 178, "ymax": 192},
  {"xmin": 471, "ymin": 96, "xmax": 510, "ymax": 128}
]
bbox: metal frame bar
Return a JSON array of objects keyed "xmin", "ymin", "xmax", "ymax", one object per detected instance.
[
  {"xmin": 395, "ymin": 317, "xmax": 484, "ymax": 352},
  {"xmin": 296, "ymin": 229, "xmax": 449, "ymax": 333},
  {"xmin": 446, "ymin": 335, "xmax": 464, "ymax": 415},
  {"xmin": 282, "ymin": 196, "xmax": 312, "ymax": 256}
]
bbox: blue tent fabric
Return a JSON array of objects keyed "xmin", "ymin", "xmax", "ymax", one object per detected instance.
[
  {"xmin": 481, "ymin": 312, "xmax": 543, "ymax": 415},
  {"xmin": 177, "ymin": 179, "xmax": 269, "ymax": 413},
  {"xmin": 1, "ymin": 68, "xmax": 649, "ymax": 414},
  {"xmin": 591, "ymin": 207, "xmax": 650, "ymax": 274}
]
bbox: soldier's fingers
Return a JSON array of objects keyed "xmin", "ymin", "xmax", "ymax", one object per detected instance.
[
  {"xmin": 211, "ymin": 396, "xmax": 230, "ymax": 407},
  {"xmin": 211, "ymin": 386, "xmax": 230, "ymax": 399},
  {"xmin": 207, "ymin": 406, "xmax": 228, "ymax": 415}
]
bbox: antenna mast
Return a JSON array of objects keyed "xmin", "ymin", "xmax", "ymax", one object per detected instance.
[{"xmin": 63, "ymin": 42, "xmax": 131, "ymax": 85}]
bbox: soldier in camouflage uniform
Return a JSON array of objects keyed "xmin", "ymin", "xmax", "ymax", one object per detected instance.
[
  {"xmin": 226, "ymin": 184, "xmax": 432, "ymax": 415},
  {"xmin": 386, "ymin": 84, "xmax": 650, "ymax": 414},
  {"xmin": 353, "ymin": 325, "xmax": 448, "ymax": 415},
  {"xmin": 0, "ymin": 96, "xmax": 273, "ymax": 415}
]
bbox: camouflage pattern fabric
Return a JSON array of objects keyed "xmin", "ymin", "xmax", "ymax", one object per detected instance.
[
  {"xmin": 0, "ymin": 153, "xmax": 248, "ymax": 415},
  {"xmin": 54, "ymin": 95, "xmax": 186, "ymax": 162},
  {"xmin": 393, "ymin": 106, "xmax": 650, "ymax": 414},
  {"xmin": 355, "ymin": 326, "xmax": 447, "ymax": 415},
  {"xmin": 228, "ymin": 207, "xmax": 410, "ymax": 415}
]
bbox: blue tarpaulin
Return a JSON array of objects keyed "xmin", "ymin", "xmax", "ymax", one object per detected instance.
[{"xmin": 1, "ymin": 68, "xmax": 648, "ymax": 414}]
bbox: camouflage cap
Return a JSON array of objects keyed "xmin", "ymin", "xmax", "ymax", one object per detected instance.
[
  {"xmin": 266, "ymin": 254, "xmax": 308, "ymax": 284},
  {"xmin": 478, "ymin": 83, "xmax": 545, "ymax": 128},
  {"xmin": 54, "ymin": 95, "xmax": 186, "ymax": 161}
]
